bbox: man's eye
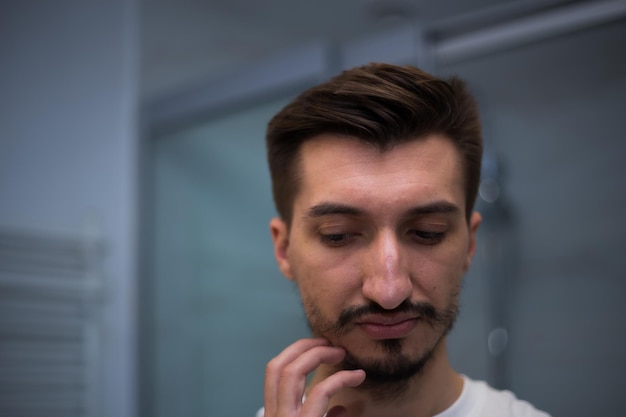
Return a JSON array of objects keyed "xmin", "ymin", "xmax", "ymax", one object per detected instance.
[
  {"xmin": 411, "ymin": 230, "xmax": 445, "ymax": 245},
  {"xmin": 320, "ymin": 233, "xmax": 355, "ymax": 247}
]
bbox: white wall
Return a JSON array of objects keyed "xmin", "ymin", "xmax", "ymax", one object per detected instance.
[{"xmin": 0, "ymin": 2, "xmax": 139, "ymax": 417}]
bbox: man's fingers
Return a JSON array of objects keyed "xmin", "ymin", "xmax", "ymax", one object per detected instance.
[
  {"xmin": 300, "ymin": 369, "xmax": 366, "ymax": 417},
  {"xmin": 264, "ymin": 338, "xmax": 366, "ymax": 417},
  {"xmin": 274, "ymin": 345, "xmax": 347, "ymax": 414},
  {"xmin": 264, "ymin": 338, "xmax": 332, "ymax": 415}
]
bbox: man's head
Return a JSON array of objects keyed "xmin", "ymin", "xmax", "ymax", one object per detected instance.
[
  {"xmin": 265, "ymin": 63, "xmax": 483, "ymax": 395},
  {"xmin": 266, "ymin": 63, "xmax": 482, "ymax": 227}
]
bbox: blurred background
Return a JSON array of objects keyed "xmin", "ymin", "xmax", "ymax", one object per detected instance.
[{"xmin": 1, "ymin": 0, "xmax": 625, "ymax": 416}]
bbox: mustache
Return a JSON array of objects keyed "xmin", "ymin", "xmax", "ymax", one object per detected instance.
[{"xmin": 333, "ymin": 300, "xmax": 449, "ymax": 334}]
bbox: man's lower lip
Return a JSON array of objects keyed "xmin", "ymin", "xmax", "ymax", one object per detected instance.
[{"xmin": 357, "ymin": 318, "xmax": 418, "ymax": 339}]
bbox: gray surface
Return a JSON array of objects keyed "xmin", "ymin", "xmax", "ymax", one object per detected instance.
[{"xmin": 441, "ymin": 19, "xmax": 626, "ymax": 415}]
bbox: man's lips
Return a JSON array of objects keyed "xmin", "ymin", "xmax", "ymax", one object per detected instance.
[{"xmin": 355, "ymin": 314, "xmax": 419, "ymax": 340}]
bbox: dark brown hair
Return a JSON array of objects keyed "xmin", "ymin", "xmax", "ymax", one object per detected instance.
[{"xmin": 266, "ymin": 63, "xmax": 482, "ymax": 225}]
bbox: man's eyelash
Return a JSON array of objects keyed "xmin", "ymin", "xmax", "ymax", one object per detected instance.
[
  {"xmin": 411, "ymin": 230, "xmax": 445, "ymax": 244},
  {"xmin": 320, "ymin": 233, "xmax": 356, "ymax": 247}
]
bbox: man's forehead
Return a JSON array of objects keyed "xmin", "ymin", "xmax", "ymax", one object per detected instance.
[{"xmin": 293, "ymin": 134, "xmax": 466, "ymax": 216}]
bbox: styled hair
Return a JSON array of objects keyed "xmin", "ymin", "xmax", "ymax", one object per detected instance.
[{"xmin": 266, "ymin": 63, "xmax": 482, "ymax": 225}]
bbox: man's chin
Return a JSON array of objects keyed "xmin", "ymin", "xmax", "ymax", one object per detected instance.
[
  {"xmin": 341, "ymin": 339, "xmax": 433, "ymax": 384},
  {"xmin": 339, "ymin": 344, "xmax": 434, "ymax": 402}
]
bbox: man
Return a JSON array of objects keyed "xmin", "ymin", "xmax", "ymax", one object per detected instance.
[{"xmin": 258, "ymin": 63, "xmax": 550, "ymax": 417}]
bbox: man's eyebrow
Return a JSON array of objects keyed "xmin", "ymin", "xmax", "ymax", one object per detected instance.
[
  {"xmin": 304, "ymin": 201, "xmax": 461, "ymax": 219},
  {"xmin": 404, "ymin": 201, "xmax": 461, "ymax": 217},
  {"xmin": 305, "ymin": 202, "xmax": 364, "ymax": 218}
]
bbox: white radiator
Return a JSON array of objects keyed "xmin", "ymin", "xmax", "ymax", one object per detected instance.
[{"xmin": 0, "ymin": 227, "xmax": 105, "ymax": 417}]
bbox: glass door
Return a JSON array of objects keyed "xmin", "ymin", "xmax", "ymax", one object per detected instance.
[{"xmin": 145, "ymin": 96, "xmax": 310, "ymax": 417}]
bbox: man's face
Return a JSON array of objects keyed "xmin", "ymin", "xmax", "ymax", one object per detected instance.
[{"xmin": 270, "ymin": 134, "xmax": 480, "ymax": 383}]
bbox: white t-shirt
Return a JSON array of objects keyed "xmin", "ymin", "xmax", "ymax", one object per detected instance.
[
  {"xmin": 436, "ymin": 376, "xmax": 550, "ymax": 417},
  {"xmin": 256, "ymin": 375, "xmax": 551, "ymax": 417}
]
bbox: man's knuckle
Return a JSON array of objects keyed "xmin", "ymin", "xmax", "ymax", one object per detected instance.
[
  {"xmin": 309, "ymin": 381, "xmax": 333, "ymax": 397},
  {"xmin": 280, "ymin": 363, "xmax": 301, "ymax": 380},
  {"xmin": 266, "ymin": 358, "xmax": 282, "ymax": 375}
]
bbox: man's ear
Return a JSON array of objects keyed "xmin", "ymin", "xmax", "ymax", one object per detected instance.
[
  {"xmin": 464, "ymin": 211, "xmax": 482, "ymax": 272},
  {"xmin": 269, "ymin": 217, "xmax": 295, "ymax": 280}
]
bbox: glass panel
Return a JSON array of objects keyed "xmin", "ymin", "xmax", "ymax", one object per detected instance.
[
  {"xmin": 149, "ymin": 97, "xmax": 308, "ymax": 417},
  {"xmin": 439, "ymin": 20, "xmax": 626, "ymax": 415}
]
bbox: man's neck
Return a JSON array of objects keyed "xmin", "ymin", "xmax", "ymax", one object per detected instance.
[{"xmin": 308, "ymin": 342, "xmax": 463, "ymax": 417}]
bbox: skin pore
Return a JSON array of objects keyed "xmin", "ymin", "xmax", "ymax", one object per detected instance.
[{"xmin": 269, "ymin": 134, "xmax": 481, "ymax": 417}]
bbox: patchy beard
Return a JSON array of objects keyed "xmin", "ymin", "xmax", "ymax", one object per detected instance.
[{"xmin": 303, "ymin": 299, "xmax": 458, "ymax": 402}]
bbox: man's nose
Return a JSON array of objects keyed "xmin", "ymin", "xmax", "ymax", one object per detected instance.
[{"xmin": 361, "ymin": 231, "xmax": 413, "ymax": 310}]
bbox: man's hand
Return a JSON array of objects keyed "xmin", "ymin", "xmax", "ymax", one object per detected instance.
[{"xmin": 263, "ymin": 338, "xmax": 366, "ymax": 417}]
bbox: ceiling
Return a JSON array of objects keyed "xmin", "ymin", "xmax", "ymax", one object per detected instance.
[{"xmin": 140, "ymin": 0, "xmax": 583, "ymax": 101}]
